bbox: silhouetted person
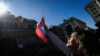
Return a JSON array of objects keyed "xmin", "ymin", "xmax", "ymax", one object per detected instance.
[
  {"xmin": 0, "ymin": 37, "xmax": 18, "ymax": 56},
  {"xmin": 65, "ymin": 24, "xmax": 73, "ymax": 37},
  {"xmin": 47, "ymin": 28, "xmax": 99, "ymax": 56}
]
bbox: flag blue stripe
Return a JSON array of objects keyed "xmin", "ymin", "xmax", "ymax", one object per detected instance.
[{"xmin": 40, "ymin": 26, "xmax": 47, "ymax": 36}]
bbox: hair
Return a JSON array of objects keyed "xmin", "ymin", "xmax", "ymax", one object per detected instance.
[{"xmin": 71, "ymin": 29, "xmax": 95, "ymax": 56}]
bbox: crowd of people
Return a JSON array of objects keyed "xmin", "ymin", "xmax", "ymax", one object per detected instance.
[
  {"xmin": 0, "ymin": 24, "xmax": 100, "ymax": 56},
  {"xmin": 47, "ymin": 25, "xmax": 100, "ymax": 56}
]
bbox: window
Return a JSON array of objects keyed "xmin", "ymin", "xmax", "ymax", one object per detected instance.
[
  {"xmin": 97, "ymin": 0, "xmax": 100, "ymax": 3},
  {"xmin": 91, "ymin": 8, "xmax": 96, "ymax": 12},
  {"xmin": 0, "ymin": 21, "xmax": 4, "ymax": 29},
  {"xmin": 89, "ymin": 5, "xmax": 94, "ymax": 8},
  {"xmin": 95, "ymin": 15, "xmax": 98, "ymax": 18},
  {"xmin": 95, "ymin": 14, "xmax": 100, "ymax": 18},
  {"xmin": 13, "ymin": 23, "xmax": 18, "ymax": 29},
  {"xmin": 27, "ymin": 24, "xmax": 34, "ymax": 30},
  {"xmin": 98, "ymin": 14, "xmax": 100, "ymax": 16},
  {"xmin": 32, "ymin": 37, "xmax": 36, "ymax": 42},
  {"xmin": 93, "ymin": 11, "xmax": 98, "ymax": 15},
  {"xmin": 10, "ymin": 23, "xmax": 18, "ymax": 29}
]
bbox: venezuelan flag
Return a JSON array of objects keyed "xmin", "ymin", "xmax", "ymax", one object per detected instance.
[{"xmin": 35, "ymin": 17, "xmax": 48, "ymax": 43}]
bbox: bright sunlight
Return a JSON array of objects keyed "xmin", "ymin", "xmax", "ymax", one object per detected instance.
[{"xmin": 0, "ymin": 3, "xmax": 7, "ymax": 15}]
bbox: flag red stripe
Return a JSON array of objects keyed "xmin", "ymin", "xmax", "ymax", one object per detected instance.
[{"xmin": 36, "ymin": 27, "xmax": 48, "ymax": 42}]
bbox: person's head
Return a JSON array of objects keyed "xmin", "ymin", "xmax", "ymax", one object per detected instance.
[{"xmin": 66, "ymin": 29, "xmax": 95, "ymax": 56}]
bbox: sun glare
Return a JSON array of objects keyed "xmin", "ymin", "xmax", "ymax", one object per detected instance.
[{"xmin": 0, "ymin": 3, "xmax": 7, "ymax": 15}]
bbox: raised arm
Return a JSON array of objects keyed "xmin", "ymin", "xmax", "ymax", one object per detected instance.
[{"xmin": 47, "ymin": 31, "xmax": 72, "ymax": 56}]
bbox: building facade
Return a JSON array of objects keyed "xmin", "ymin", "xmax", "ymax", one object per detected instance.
[
  {"xmin": 85, "ymin": 0, "xmax": 100, "ymax": 27},
  {"xmin": 61, "ymin": 17, "xmax": 86, "ymax": 30},
  {"xmin": 49, "ymin": 26, "xmax": 66, "ymax": 42},
  {"xmin": 0, "ymin": 12, "xmax": 38, "ymax": 45},
  {"xmin": 59, "ymin": 17, "xmax": 86, "ymax": 37}
]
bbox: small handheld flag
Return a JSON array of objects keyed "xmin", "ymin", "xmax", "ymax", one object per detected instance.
[{"xmin": 35, "ymin": 17, "xmax": 48, "ymax": 43}]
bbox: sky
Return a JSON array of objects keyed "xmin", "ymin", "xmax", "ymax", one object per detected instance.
[{"xmin": 0, "ymin": 0, "xmax": 97, "ymax": 29}]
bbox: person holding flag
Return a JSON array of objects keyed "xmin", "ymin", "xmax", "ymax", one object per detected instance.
[{"xmin": 35, "ymin": 16, "xmax": 95, "ymax": 56}]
